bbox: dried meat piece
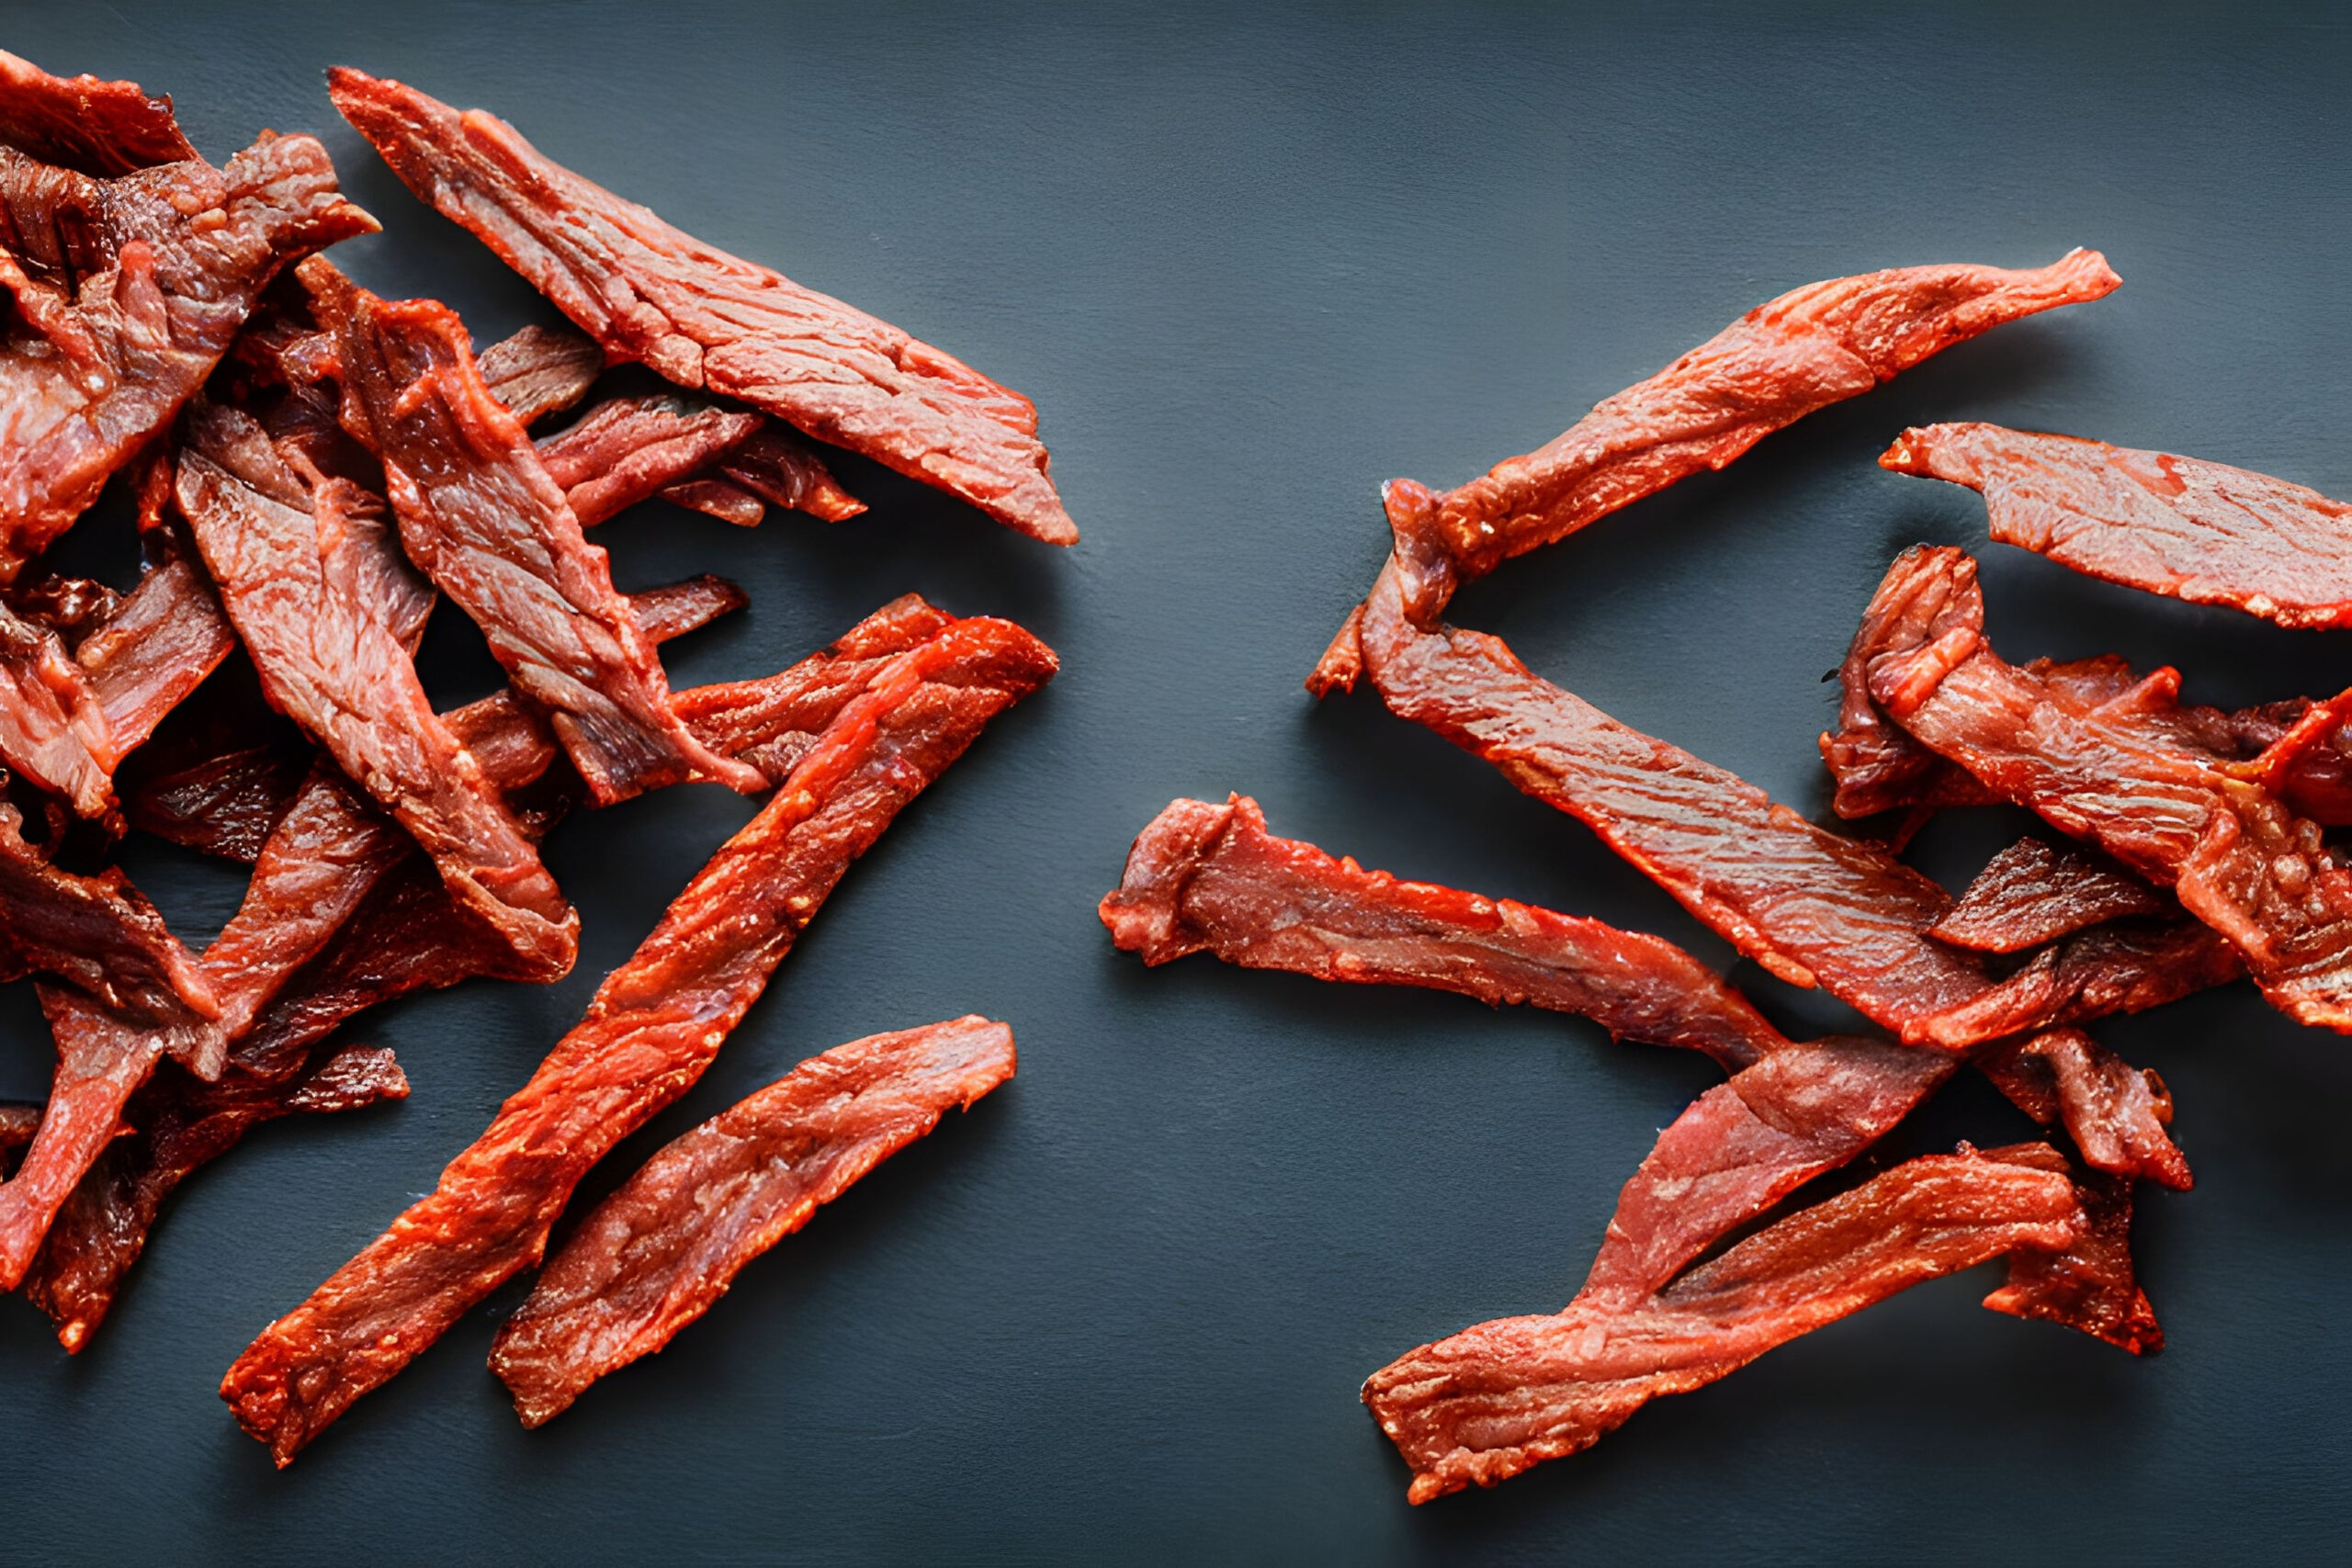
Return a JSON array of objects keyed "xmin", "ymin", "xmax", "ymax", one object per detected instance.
[
  {"xmin": 328, "ymin": 70, "xmax": 1071, "ymax": 545},
  {"xmin": 176, "ymin": 399, "xmax": 576, "ymax": 979},
  {"xmin": 1973, "ymin": 1027, "xmax": 2188, "ymax": 1190},
  {"xmin": 0, "ymin": 599, "xmax": 114, "ymax": 813},
  {"xmin": 537, "ymin": 393, "xmax": 761, "ymax": 526},
  {"xmin": 627, "ymin": 573, "xmax": 747, "ymax": 644},
  {"xmin": 1910, "ymin": 914, "xmax": 2245, "ymax": 1049},
  {"xmin": 307, "ymin": 261, "xmax": 765, "ymax": 805},
  {"xmin": 0, "ymin": 798, "xmax": 215, "ymax": 1025},
  {"xmin": 707, "ymin": 423, "xmax": 863, "ymax": 524},
  {"xmin": 220, "ymin": 613, "xmax": 1057, "ymax": 1462},
  {"xmin": 1981, "ymin": 1145, "xmax": 2162, "ymax": 1355},
  {"xmin": 1363, "ymin": 1145, "xmax": 2081, "ymax": 1503},
  {"xmin": 490, "ymin": 1015, "xmax": 1015, "ymax": 1425},
  {"xmin": 659, "ymin": 477, "xmax": 765, "ymax": 527},
  {"xmin": 115, "ymin": 656, "xmax": 309, "ymax": 862},
  {"xmin": 76, "ymin": 544, "xmax": 238, "ymax": 756},
  {"xmin": 1931, "ymin": 838, "xmax": 2168, "ymax": 953},
  {"xmin": 0, "ymin": 51, "xmax": 195, "ymax": 177},
  {"xmin": 1884, "ymin": 423, "xmax": 2352, "ymax": 630},
  {"xmin": 1099, "ymin": 793, "xmax": 1790, "ymax": 1071},
  {"xmin": 476, "ymin": 321, "xmax": 602, "ymax": 426}
]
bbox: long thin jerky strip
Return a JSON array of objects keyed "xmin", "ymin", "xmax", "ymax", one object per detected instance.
[
  {"xmin": 328, "ymin": 69, "xmax": 1074, "ymax": 545},
  {"xmin": 537, "ymin": 394, "xmax": 760, "ymax": 525},
  {"xmin": 77, "ymin": 546, "xmax": 238, "ymax": 754},
  {"xmin": 0, "ymin": 801, "xmax": 214, "ymax": 1025},
  {"xmin": 1982, "ymin": 1145, "xmax": 2163, "ymax": 1355},
  {"xmin": 0, "ymin": 51, "xmax": 196, "ymax": 176},
  {"xmin": 490, "ymin": 1016, "xmax": 1015, "ymax": 1426},
  {"xmin": 220, "ymin": 614, "xmax": 1057, "ymax": 1463},
  {"xmin": 0, "ymin": 600, "xmax": 115, "ymax": 813}
]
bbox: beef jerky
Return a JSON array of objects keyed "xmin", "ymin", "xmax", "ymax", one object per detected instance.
[
  {"xmin": 1931, "ymin": 838, "xmax": 2169, "ymax": 953},
  {"xmin": 0, "ymin": 598, "xmax": 114, "ymax": 813},
  {"xmin": 328, "ymin": 70, "xmax": 1074, "ymax": 546},
  {"xmin": 1973, "ymin": 1026, "xmax": 2188, "ymax": 1190},
  {"xmin": 1981, "ymin": 1145, "xmax": 2163, "ymax": 1355},
  {"xmin": 476, "ymin": 321, "xmax": 602, "ymax": 426},
  {"xmin": 1099, "ymin": 793, "xmax": 1790, "ymax": 1071},
  {"xmin": 25, "ymin": 1044, "xmax": 407, "ymax": 1351},
  {"xmin": 308, "ymin": 262, "xmax": 764, "ymax": 805},
  {"xmin": 537, "ymin": 393, "xmax": 761, "ymax": 526},
  {"xmin": 491, "ymin": 1015, "xmax": 1015, "ymax": 1426},
  {"xmin": 0, "ymin": 798, "xmax": 214, "ymax": 1024},
  {"xmin": 1860, "ymin": 546, "xmax": 2352, "ymax": 1029},
  {"xmin": 115, "ymin": 654, "xmax": 310, "ymax": 862},
  {"xmin": 1363, "ymin": 1145, "xmax": 2081, "ymax": 1503},
  {"xmin": 0, "ymin": 134, "xmax": 375, "ymax": 577},
  {"xmin": 628, "ymin": 573, "xmax": 746, "ymax": 644},
  {"xmin": 1909, "ymin": 914, "xmax": 2245, "ymax": 1049},
  {"xmin": 659, "ymin": 478, "xmax": 765, "ymax": 526},
  {"xmin": 1884, "ymin": 422, "xmax": 2352, "ymax": 630},
  {"xmin": 76, "ymin": 546, "xmax": 238, "ymax": 755},
  {"xmin": 1312, "ymin": 251, "xmax": 2118, "ymax": 686},
  {"xmin": 176, "ymin": 398, "xmax": 576, "ymax": 978},
  {"xmin": 220, "ymin": 614, "xmax": 1057, "ymax": 1463},
  {"xmin": 705, "ymin": 423, "xmax": 863, "ymax": 524},
  {"xmin": 0, "ymin": 51, "xmax": 195, "ymax": 177}
]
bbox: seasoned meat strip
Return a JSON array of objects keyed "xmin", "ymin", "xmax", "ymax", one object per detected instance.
[
  {"xmin": 0, "ymin": 600, "xmax": 114, "ymax": 813},
  {"xmin": 0, "ymin": 51, "xmax": 196, "ymax": 176},
  {"xmin": 476, "ymin": 321, "xmax": 602, "ymax": 426},
  {"xmin": 1931, "ymin": 838, "xmax": 2168, "ymax": 953}
]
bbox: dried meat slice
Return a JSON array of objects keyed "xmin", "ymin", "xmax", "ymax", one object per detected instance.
[
  {"xmin": 176, "ymin": 398, "xmax": 576, "ymax": 978},
  {"xmin": 1908, "ymin": 914, "xmax": 2244, "ymax": 1049},
  {"xmin": 0, "ymin": 51, "xmax": 195, "ymax": 177},
  {"xmin": 76, "ymin": 543, "xmax": 238, "ymax": 756},
  {"xmin": 0, "ymin": 799, "xmax": 214, "ymax": 1026},
  {"xmin": 1363, "ymin": 1145, "xmax": 2081, "ymax": 1503},
  {"xmin": 1973, "ymin": 1027, "xmax": 2188, "ymax": 1190},
  {"xmin": 220, "ymin": 614, "xmax": 1057, "ymax": 1462},
  {"xmin": 1099, "ymin": 793, "xmax": 1791, "ymax": 1071},
  {"xmin": 1883, "ymin": 423, "xmax": 2352, "ymax": 630},
  {"xmin": 705, "ymin": 423, "xmax": 864, "ymax": 524},
  {"xmin": 327, "ymin": 70, "xmax": 1073, "ymax": 545},
  {"xmin": 1931, "ymin": 838, "xmax": 2168, "ymax": 953},
  {"xmin": 476, "ymin": 321, "xmax": 602, "ymax": 426},
  {"xmin": 1981, "ymin": 1145, "xmax": 2163, "ymax": 1355},
  {"xmin": 490, "ymin": 1016, "xmax": 1015, "ymax": 1425},
  {"xmin": 0, "ymin": 599, "xmax": 114, "ymax": 813},
  {"xmin": 115, "ymin": 656, "xmax": 309, "ymax": 863},
  {"xmin": 307, "ymin": 262, "xmax": 765, "ymax": 805},
  {"xmin": 537, "ymin": 393, "xmax": 760, "ymax": 526}
]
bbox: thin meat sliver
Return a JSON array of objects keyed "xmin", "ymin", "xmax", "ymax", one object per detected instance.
[
  {"xmin": 328, "ymin": 69, "xmax": 1074, "ymax": 546},
  {"xmin": 476, "ymin": 321, "xmax": 602, "ymax": 426},
  {"xmin": 1930, "ymin": 838, "xmax": 2168, "ymax": 953},
  {"xmin": 491, "ymin": 1016, "xmax": 1015, "ymax": 1426},
  {"xmin": 0, "ymin": 51, "xmax": 196, "ymax": 177}
]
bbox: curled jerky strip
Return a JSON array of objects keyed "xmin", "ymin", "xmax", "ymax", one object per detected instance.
[
  {"xmin": 220, "ymin": 614, "xmax": 1056, "ymax": 1463},
  {"xmin": 491, "ymin": 1016, "xmax": 1015, "ymax": 1426},
  {"xmin": 0, "ymin": 50, "xmax": 196, "ymax": 177},
  {"xmin": 1930, "ymin": 838, "xmax": 2167, "ymax": 953},
  {"xmin": 537, "ymin": 395, "xmax": 860, "ymax": 529}
]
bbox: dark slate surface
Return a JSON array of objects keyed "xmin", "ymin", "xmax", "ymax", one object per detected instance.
[{"xmin": 2, "ymin": 3, "xmax": 2347, "ymax": 1562}]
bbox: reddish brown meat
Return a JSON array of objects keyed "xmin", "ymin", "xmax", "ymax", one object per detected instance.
[
  {"xmin": 77, "ymin": 547, "xmax": 239, "ymax": 755},
  {"xmin": 0, "ymin": 800, "xmax": 214, "ymax": 1025},
  {"xmin": 1982, "ymin": 1145, "xmax": 2163, "ymax": 1355},
  {"xmin": 1860, "ymin": 546, "xmax": 2352, "ymax": 1029},
  {"xmin": 703, "ymin": 423, "xmax": 865, "ymax": 524},
  {"xmin": 476, "ymin": 321, "xmax": 603, "ymax": 426},
  {"xmin": 1363, "ymin": 1145, "xmax": 2081, "ymax": 1503},
  {"xmin": 176, "ymin": 398, "xmax": 576, "ymax": 979},
  {"xmin": 1909, "ymin": 915, "xmax": 2245, "ymax": 1050},
  {"xmin": 328, "ymin": 70, "xmax": 1074, "ymax": 546},
  {"xmin": 0, "ymin": 600, "xmax": 115, "ymax": 813},
  {"xmin": 1099, "ymin": 793, "xmax": 1790, "ymax": 1071},
  {"xmin": 115, "ymin": 658, "xmax": 310, "ymax": 862},
  {"xmin": 659, "ymin": 478, "xmax": 766, "ymax": 526},
  {"xmin": 537, "ymin": 394, "xmax": 759, "ymax": 525},
  {"xmin": 307, "ymin": 262, "xmax": 765, "ymax": 805},
  {"xmin": 1885, "ymin": 423, "xmax": 2352, "ymax": 629},
  {"xmin": 0, "ymin": 134, "xmax": 375, "ymax": 578},
  {"xmin": 0, "ymin": 51, "xmax": 196, "ymax": 177},
  {"xmin": 491, "ymin": 1016, "xmax": 1016, "ymax": 1426},
  {"xmin": 25, "ymin": 1044, "xmax": 408, "ymax": 1351},
  {"xmin": 1973, "ymin": 1027, "xmax": 2188, "ymax": 1190},
  {"xmin": 1932, "ymin": 838, "xmax": 2169, "ymax": 953},
  {"xmin": 220, "ymin": 613, "xmax": 1056, "ymax": 1462}
]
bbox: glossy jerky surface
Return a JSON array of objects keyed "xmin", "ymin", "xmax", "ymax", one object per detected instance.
[
  {"xmin": 0, "ymin": 50, "xmax": 196, "ymax": 177},
  {"xmin": 537, "ymin": 393, "xmax": 761, "ymax": 526},
  {"xmin": 490, "ymin": 1016, "xmax": 1015, "ymax": 1426},
  {"xmin": 327, "ymin": 70, "xmax": 1074, "ymax": 546},
  {"xmin": 476, "ymin": 321, "xmax": 603, "ymax": 427},
  {"xmin": 1931, "ymin": 838, "xmax": 2169, "ymax": 953}
]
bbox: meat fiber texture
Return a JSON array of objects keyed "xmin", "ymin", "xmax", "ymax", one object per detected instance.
[
  {"xmin": 329, "ymin": 69, "xmax": 1073, "ymax": 545},
  {"xmin": 537, "ymin": 394, "xmax": 860, "ymax": 528},
  {"xmin": 491, "ymin": 1016, "xmax": 1014, "ymax": 1426},
  {"xmin": 0, "ymin": 50, "xmax": 196, "ymax": 177}
]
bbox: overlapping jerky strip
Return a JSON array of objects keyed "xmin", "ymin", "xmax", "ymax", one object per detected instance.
[
  {"xmin": 77, "ymin": 540, "xmax": 239, "ymax": 754},
  {"xmin": 1931, "ymin": 838, "xmax": 2167, "ymax": 953},
  {"xmin": 305, "ymin": 261, "xmax": 765, "ymax": 805},
  {"xmin": 1099, "ymin": 793, "xmax": 1790, "ymax": 1071},
  {"xmin": 1363, "ymin": 1144, "xmax": 2082, "ymax": 1503},
  {"xmin": 1312, "ymin": 251, "xmax": 2117, "ymax": 686},
  {"xmin": 1859, "ymin": 546, "xmax": 2352, "ymax": 1030},
  {"xmin": 1973, "ymin": 1027, "xmax": 2188, "ymax": 1190},
  {"xmin": 328, "ymin": 70, "xmax": 1075, "ymax": 545},
  {"xmin": 1884, "ymin": 423, "xmax": 2352, "ymax": 630},
  {"xmin": 0, "ymin": 800, "xmax": 213, "ymax": 1026},
  {"xmin": 220, "ymin": 614, "xmax": 1057, "ymax": 1462},
  {"xmin": 175, "ymin": 398, "xmax": 577, "ymax": 978},
  {"xmin": 477, "ymin": 321, "xmax": 602, "ymax": 427},
  {"xmin": 0, "ymin": 51, "xmax": 196, "ymax": 177},
  {"xmin": 0, "ymin": 132, "xmax": 375, "ymax": 577},
  {"xmin": 0, "ymin": 602, "xmax": 115, "ymax": 814},
  {"xmin": 491, "ymin": 1016, "xmax": 1015, "ymax": 1426},
  {"xmin": 115, "ymin": 656, "xmax": 310, "ymax": 863},
  {"xmin": 1981, "ymin": 1143, "xmax": 2163, "ymax": 1355},
  {"xmin": 537, "ymin": 395, "xmax": 861, "ymax": 528},
  {"xmin": 25, "ymin": 1045, "xmax": 408, "ymax": 1351}
]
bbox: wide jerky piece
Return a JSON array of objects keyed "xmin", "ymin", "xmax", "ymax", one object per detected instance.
[
  {"xmin": 328, "ymin": 69, "xmax": 1075, "ymax": 545},
  {"xmin": 1931, "ymin": 838, "xmax": 2169, "ymax": 953},
  {"xmin": 0, "ymin": 51, "xmax": 196, "ymax": 177},
  {"xmin": 220, "ymin": 615, "xmax": 1057, "ymax": 1464},
  {"xmin": 492, "ymin": 1016, "xmax": 1015, "ymax": 1426}
]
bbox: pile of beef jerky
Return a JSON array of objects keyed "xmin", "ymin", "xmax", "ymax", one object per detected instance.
[
  {"xmin": 1102, "ymin": 246, "xmax": 2352, "ymax": 1502},
  {"xmin": 0, "ymin": 53, "xmax": 1064, "ymax": 1463}
]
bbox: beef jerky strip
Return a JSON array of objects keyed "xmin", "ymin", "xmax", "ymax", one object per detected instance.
[
  {"xmin": 476, "ymin": 321, "xmax": 602, "ymax": 427},
  {"xmin": 1973, "ymin": 1027, "xmax": 2188, "ymax": 1190},
  {"xmin": 220, "ymin": 614, "xmax": 1057, "ymax": 1462},
  {"xmin": 1311, "ymin": 251, "xmax": 2118, "ymax": 688},
  {"xmin": 76, "ymin": 544, "xmax": 237, "ymax": 756},
  {"xmin": 1099, "ymin": 793, "xmax": 1790, "ymax": 1071},
  {"xmin": 1884, "ymin": 423, "xmax": 2352, "ymax": 630},
  {"xmin": 1982, "ymin": 1144, "xmax": 2162, "ymax": 1355},
  {"xmin": 491, "ymin": 1016, "xmax": 1015, "ymax": 1426},
  {"xmin": 308, "ymin": 262, "xmax": 765, "ymax": 805},
  {"xmin": 0, "ymin": 798, "xmax": 214, "ymax": 1025},
  {"xmin": 537, "ymin": 396, "xmax": 861, "ymax": 529},
  {"xmin": 1363, "ymin": 1145, "xmax": 2082, "ymax": 1503},
  {"xmin": 26, "ymin": 1045, "xmax": 407, "ymax": 1351},
  {"xmin": 1860, "ymin": 546, "xmax": 2352, "ymax": 1030},
  {"xmin": 0, "ymin": 600, "xmax": 114, "ymax": 813},
  {"xmin": 176, "ymin": 399, "xmax": 577, "ymax": 978},
  {"xmin": 1931, "ymin": 837, "xmax": 2168, "ymax": 953},
  {"xmin": 0, "ymin": 136, "xmax": 375, "ymax": 578},
  {"xmin": 0, "ymin": 51, "xmax": 195, "ymax": 177},
  {"xmin": 116, "ymin": 655, "xmax": 310, "ymax": 862},
  {"xmin": 699, "ymin": 423, "xmax": 864, "ymax": 524},
  {"xmin": 328, "ymin": 70, "xmax": 1075, "ymax": 546}
]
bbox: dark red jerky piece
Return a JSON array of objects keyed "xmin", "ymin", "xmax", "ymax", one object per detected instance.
[
  {"xmin": 10, "ymin": 573, "xmax": 121, "ymax": 646},
  {"xmin": 1885, "ymin": 423, "xmax": 2352, "ymax": 630},
  {"xmin": 707, "ymin": 424, "xmax": 863, "ymax": 523},
  {"xmin": 0, "ymin": 598, "xmax": 114, "ymax": 813},
  {"xmin": 491, "ymin": 1016, "xmax": 1016, "ymax": 1426},
  {"xmin": 116, "ymin": 654, "xmax": 310, "ymax": 863},
  {"xmin": 78, "ymin": 547, "xmax": 238, "ymax": 756},
  {"xmin": 1910, "ymin": 915, "xmax": 2245, "ymax": 1050},
  {"xmin": 659, "ymin": 478, "xmax": 764, "ymax": 526},
  {"xmin": 1982, "ymin": 1145, "xmax": 2163, "ymax": 1356},
  {"xmin": 1099, "ymin": 793, "xmax": 1791, "ymax": 1071},
  {"xmin": 221, "ymin": 615, "xmax": 1057, "ymax": 1464},
  {"xmin": 0, "ymin": 799, "xmax": 215, "ymax": 1026},
  {"xmin": 0, "ymin": 51, "xmax": 195, "ymax": 177},
  {"xmin": 476, "ymin": 321, "xmax": 603, "ymax": 427},
  {"xmin": 1973, "ymin": 1027, "xmax": 2189, "ymax": 1190},
  {"xmin": 329, "ymin": 71, "xmax": 1071, "ymax": 546},
  {"xmin": 24, "ymin": 1044, "xmax": 408, "ymax": 1352},
  {"xmin": 1932, "ymin": 838, "xmax": 2169, "ymax": 953},
  {"xmin": 537, "ymin": 394, "xmax": 761, "ymax": 526},
  {"xmin": 307, "ymin": 262, "xmax": 765, "ymax": 806},
  {"xmin": 1363, "ymin": 1146, "xmax": 2081, "ymax": 1504},
  {"xmin": 0, "ymin": 134, "xmax": 375, "ymax": 579}
]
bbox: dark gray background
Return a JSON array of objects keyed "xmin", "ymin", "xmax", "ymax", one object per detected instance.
[{"xmin": 0, "ymin": 1, "xmax": 2346, "ymax": 1562}]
